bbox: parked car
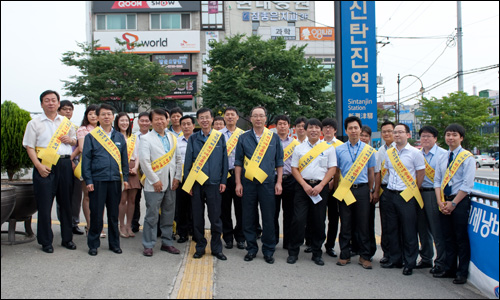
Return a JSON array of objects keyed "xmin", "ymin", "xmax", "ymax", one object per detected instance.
[
  {"xmin": 495, "ymin": 159, "xmax": 499, "ymax": 169},
  {"xmin": 474, "ymin": 155, "xmax": 495, "ymax": 168}
]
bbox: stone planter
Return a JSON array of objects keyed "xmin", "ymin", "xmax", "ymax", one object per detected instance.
[
  {"xmin": 1, "ymin": 181, "xmax": 36, "ymax": 245},
  {"xmin": 1, "ymin": 185, "xmax": 16, "ymax": 225}
]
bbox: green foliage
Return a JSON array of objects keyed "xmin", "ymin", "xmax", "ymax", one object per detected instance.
[
  {"xmin": 377, "ymin": 107, "xmax": 395, "ymax": 129},
  {"xmin": 61, "ymin": 40, "xmax": 175, "ymax": 112},
  {"xmin": 202, "ymin": 34, "xmax": 335, "ymax": 123},
  {"xmin": 1, "ymin": 101, "xmax": 32, "ymax": 180},
  {"xmin": 419, "ymin": 91, "xmax": 498, "ymax": 150}
]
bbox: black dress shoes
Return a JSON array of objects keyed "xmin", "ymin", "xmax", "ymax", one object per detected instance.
[
  {"xmin": 304, "ymin": 246, "xmax": 312, "ymax": 253},
  {"xmin": 212, "ymin": 253, "xmax": 227, "ymax": 260},
  {"xmin": 110, "ymin": 247, "xmax": 123, "ymax": 254},
  {"xmin": 430, "ymin": 266, "xmax": 444, "ymax": 274},
  {"xmin": 193, "ymin": 251, "xmax": 205, "ymax": 259},
  {"xmin": 177, "ymin": 236, "xmax": 188, "ymax": 243},
  {"xmin": 433, "ymin": 271, "xmax": 455, "ymax": 278},
  {"xmin": 415, "ymin": 260, "xmax": 433, "ymax": 269},
  {"xmin": 381, "ymin": 262, "xmax": 403, "ymax": 269},
  {"xmin": 453, "ymin": 276, "xmax": 467, "ymax": 284},
  {"xmin": 287, "ymin": 256, "xmax": 298, "ymax": 264},
  {"xmin": 402, "ymin": 267, "xmax": 413, "ymax": 276},
  {"xmin": 380, "ymin": 257, "xmax": 390, "ymax": 264},
  {"xmin": 264, "ymin": 255, "xmax": 275, "ymax": 264},
  {"xmin": 312, "ymin": 256, "xmax": 325, "ymax": 266},
  {"xmin": 325, "ymin": 248, "xmax": 337, "ymax": 257},
  {"xmin": 88, "ymin": 248, "xmax": 98, "ymax": 256},
  {"xmin": 244, "ymin": 253, "xmax": 257, "ymax": 261},
  {"xmin": 42, "ymin": 245, "xmax": 54, "ymax": 253},
  {"xmin": 225, "ymin": 241, "xmax": 233, "ymax": 249},
  {"xmin": 72, "ymin": 226, "xmax": 84, "ymax": 235},
  {"xmin": 61, "ymin": 241, "xmax": 77, "ymax": 250},
  {"xmin": 236, "ymin": 242, "xmax": 245, "ymax": 249}
]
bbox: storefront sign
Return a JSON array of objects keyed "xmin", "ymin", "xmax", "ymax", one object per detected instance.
[
  {"xmin": 300, "ymin": 27, "xmax": 335, "ymax": 40},
  {"xmin": 271, "ymin": 26, "xmax": 296, "ymax": 40}
]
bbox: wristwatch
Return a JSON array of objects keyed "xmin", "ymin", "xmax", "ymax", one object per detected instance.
[
  {"xmin": 370, "ymin": 189, "xmax": 375, "ymax": 193},
  {"xmin": 451, "ymin": 202, "xmax": 457, "ymax": 207}
]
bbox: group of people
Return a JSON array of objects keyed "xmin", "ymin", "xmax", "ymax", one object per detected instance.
[{"xmin": 23, "ymin": 90, "xmax": 474, "ymax": 285}]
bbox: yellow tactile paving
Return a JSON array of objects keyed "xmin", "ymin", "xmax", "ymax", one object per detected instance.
[{"xmin": 176, "ymin": 230, "xmax": 214, "ymax": 299}]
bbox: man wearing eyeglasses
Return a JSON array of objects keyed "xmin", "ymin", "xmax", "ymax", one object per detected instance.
[
  {"xmin": 417, "ymin": 126, "xmax": 447, "ymax": 275},
  {"xmin": 235, "ymin": 106, "xmax": 284, "ymax": 264},
  {"xmin": 382, "ymin": 123, "xmax": 425, "ymax": 276}
]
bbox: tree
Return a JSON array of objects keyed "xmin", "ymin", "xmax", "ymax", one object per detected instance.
[
  {"xmin": 1, "ymin": 101, "xmax": 32, "ymax": 180},
  {"xmin": 202, "ymin": 34, "xmax": 335, "ymax": 123},
  {"xmin": 419, "ymin": 91, "xmax": 498, "ymax": 150},
  {"xmin": 61, "ymin": 40, "xmax": 176, "ymax": 112}
]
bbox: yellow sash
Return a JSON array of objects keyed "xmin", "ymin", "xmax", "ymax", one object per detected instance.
[
  {"xmin": 387, "ymin": 147, "xmax": 423, "ymax": 208},
  {"xmin": 74, "ymin": 156, "xmax": 82, "ymax": 179},
  {"xmin": 226, "ymin": 128, "xmax": 244, "ymax": 156},
  {"xmin": 140, "ymin": 135, "xmax": 177, "ymax": 186},
  {"xmin": 127, "ymin": 134, "xmax": 137, "ymax": 162},
  {"xmin": 440, "ymin": 150, "xmax": 473, "ymax": 201},
  {"xmin": 333, "ymin": 144, "xmax": 375, "ymax": 205},
  {"xmin": 244, "ymin": 128, "xmax": 273, "ymax": 183},
  {"xmin": 424, "ymin": 158, "xmax": 435, "ymax": 183},
  {"xmin": 226, "ymin": 128, "xmax": 245, "ymax": 178},
  {"xmin": 182, "ymin": 130, "xmax": 222, "ymax": 193},
  {"xmin": 298, "ymin": 141, "xmax": 332, "ymax": 173},
  {"xmin": 283, "ymin": 139, "xmax": 300, "ymax": 162},
  {"xmin": 331, "ymin": 139, "xmax": 344, "ymax": 148},
  {"xmin": 35, "ymin": 116, "xmax": 72, "ymax": 168},
  {"xmin": 90, "ymin": 127, "xmax": 123, "ymax": 181}
]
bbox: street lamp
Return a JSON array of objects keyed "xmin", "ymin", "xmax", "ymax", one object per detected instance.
[{"xmin": 397, "ymin": 73, "xmax": 425, "ymax": 123}]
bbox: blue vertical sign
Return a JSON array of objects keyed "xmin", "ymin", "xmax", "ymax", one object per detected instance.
[{"xmin": 341, "ymin": 1, "xmax": 377, "ymax": 135}]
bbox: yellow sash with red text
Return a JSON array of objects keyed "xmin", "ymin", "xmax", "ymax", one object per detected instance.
[
  {"xmin": 35, "ymin": 116, "xmax": 72, "ymax": 168},
  {"xmin": 298, "ymin": 141, "xmax": 332, "ymax": 173},
  {"xmin": 283, "ymin": 139, "xmax": 300, "ymax": 162},
  {"xmin": 440, "ymin": 150, "xmax": 473, "ymax": 202},
  {"xmin": 387, "ymin": 147, "xmax": 423, "ymax": 208},
  {"xmin": 333, "ymin": 144, "xmax": 374, "ymax": 206},
  {"xmin": 140, "ymin": 135, "xmax": 177, "ymax": 185},
  {"xmin": 424, "ymin": 158, "xmax": 435, "ymax": 183},
  {"xmin": 182, "ymin": 130, "xmax": 222, "ymax": 193},
  {"xmin": 127, "ymin": 134, "xmax": 137, "ymax": 162},
  {"xmin": 226, "ymin": 128, "xmax": 245, "ymax": 178},
  {"xmin": 90, "ymin": 127, "xmax": 123, "ymax": 181},
  {"xmin": 243, "ymin": 128, "xmax": 273, "ymax": 183}
]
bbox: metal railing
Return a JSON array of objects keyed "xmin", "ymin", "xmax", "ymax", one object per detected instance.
[
  {"xmin": 474, "ymin": 177, "xmax": 499, "ymax": 186},
  {"xmin": 472, "ymin": 177, "xmax": 499, "ymax": 207},
  {"xmin": 471, "ymin": 190, "xmax": 499, "ymax": 208}
]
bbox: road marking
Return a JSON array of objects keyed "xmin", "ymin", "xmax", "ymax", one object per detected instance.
[{"xmin": 175, "ymin": 230, "xmax": 214, "ymax": 299}]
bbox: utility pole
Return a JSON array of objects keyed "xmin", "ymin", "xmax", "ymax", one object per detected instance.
[{"xmin": 457, "ymin": 1, "xmax": 464, "ymax": 92}]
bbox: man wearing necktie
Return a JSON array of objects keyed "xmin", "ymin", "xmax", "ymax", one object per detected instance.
[{"xmin": 433, "ymin": 124, "xmax": 475, "ymax": 285}]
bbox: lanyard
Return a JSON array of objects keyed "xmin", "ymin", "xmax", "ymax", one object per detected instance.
[{"xmin": 348, "ymin": 141, "xmax": 361, "ymax": 163}]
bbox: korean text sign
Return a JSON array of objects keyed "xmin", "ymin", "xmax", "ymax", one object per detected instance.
[{"xmin": 341, "ymin": 1, "xmax": 377, "ymax": 134}]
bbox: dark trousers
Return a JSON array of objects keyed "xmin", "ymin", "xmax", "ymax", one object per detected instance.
[
  {"xmin": 440, "ymin": 196, "xmax": 471, "ymax": 277},
  {"xmin": 33, "ymin": 157, "xmax": 73, "ymax": 246},
  {"xmin": 338, "ymin": 184, "xmax": 371, "ymax": 260},
  {"xmin": 175, "ymin": 181, "xmax": 193, "ymax": 238},
  {"xmin": 379, "ymin": 185, "xmax": 391, "ymax": 258},
  {"xmin": 288, "ymin": 183, "xmax": 328, "ymax": 258},
  {"xmin": 421, "ymin": 190, "xmax": 446, "ymax": 268},
  {"xmin": 191, "ymin": 183, "xmax": 223, "ymax": 254},
  {"xmin": 324, "ymin": 192, "xmax": 339, "ymax": 250},
  {"xmin": 87, "ymin": 180, "xmax": 121, "ymax": 250},
  {"xmin": 56, "ymin": 174, "xmax": 82, "ymax": 227},
  {"xmin": 368, "ymin": 203, "xmax": 377, "ymax": 257},
  {"xmin": 274, "ymin": 175, "xmax": 296, "ymax": 248},
  {"xmin": 132, "ymin": 186, "xmax": 142, "ymax": 230},
  {"xmin": 242, "ymin": 180, "xmax": 276, "ymax": 257},
  {"xmin": 386, "ymin": 190, "xmax": 419, "ymax": 269},
  {"xmin": 221, "ymin": 172, "xmax": 244, "ymax": 243}
]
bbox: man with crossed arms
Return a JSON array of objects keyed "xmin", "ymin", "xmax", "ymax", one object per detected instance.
[
  {"xmin": 334, "ymin": 116, "xmax": 376, "ymax": 270},
  {"xmin": 382, "ymin": 123, "xmax": 425, "ymax": 276},
  {"xmin": 139, "ymin": 109, "xmax": 182, "ymax": 257},
  {"xmin": 287, "ymin": 118, "xmax": 337, "ymax": 266}
]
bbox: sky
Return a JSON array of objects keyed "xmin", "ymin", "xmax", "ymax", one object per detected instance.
[{"xmin": 1, "ymin": 1, "xmax": 499, "ymax": 124}]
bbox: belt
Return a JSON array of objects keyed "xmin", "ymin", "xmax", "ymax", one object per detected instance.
[
  {"xmin": 228, "ymin": 169, "xmax": 235, "ymax": 176},
  {"xmin": 304, "ymin": 179, "xmax": 321, "ymax": 185},
  {"xmin": 444, "ymin": 195, "xmax": 457, "ymax": 201},
  {"xmin": 420, "ymin": 187, "xmax": 434, "ymax": 192},
  {"xmin": 351, "ymin": 183, "xmax": 368, "ymax": 189},
  {"xmin": 59, "ymin": 155, "xmax": 71, "ymax": 159},
  {"xmin": 381, "ymin": 184, "xmax": 388, "ymax": 188},
  {"xmin": 283, "ymin": 174, "xmax": 292, "ymax": 180},
  {"xmin": 387, "ymin": 189, "xmax": 405, "ymax": 193}
]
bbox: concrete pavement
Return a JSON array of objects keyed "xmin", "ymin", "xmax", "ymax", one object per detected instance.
[{"xmin": 1, "ymin": 198, "xmax": 486, "ymax": 299}]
